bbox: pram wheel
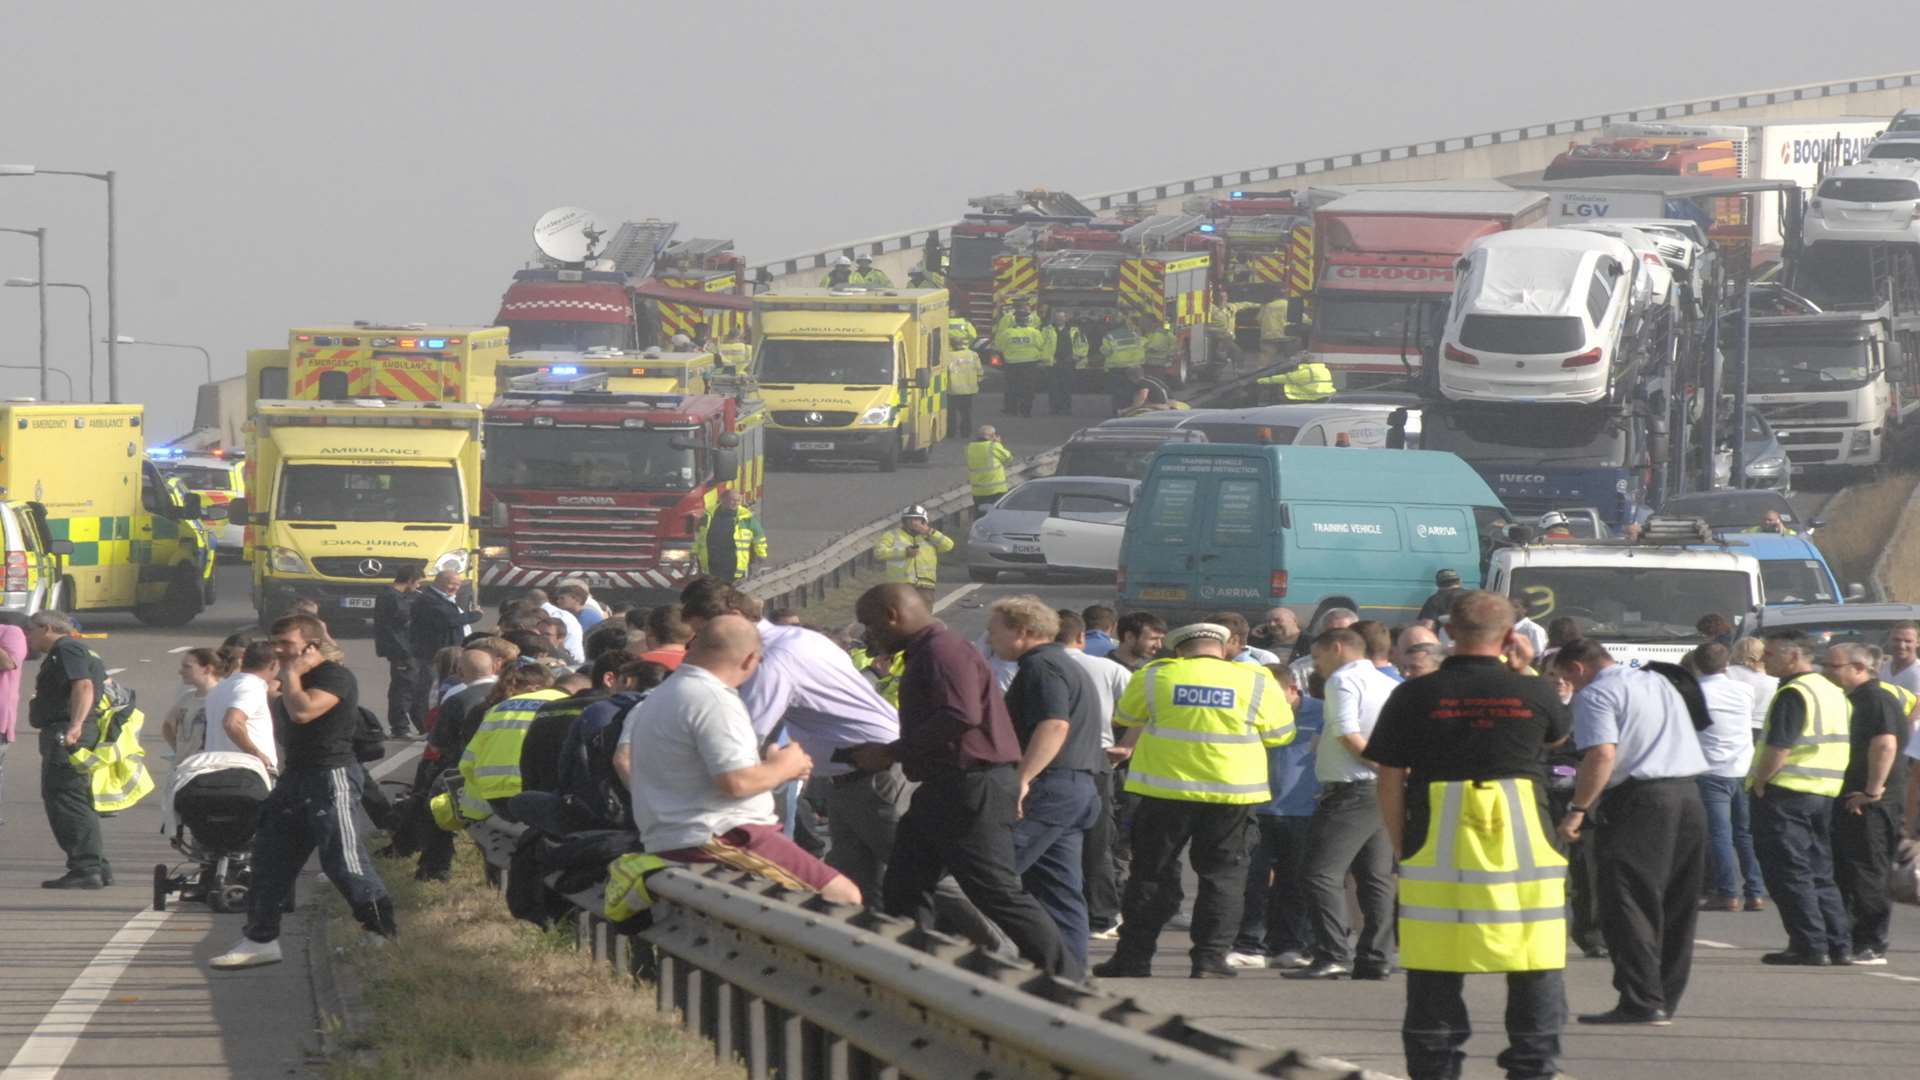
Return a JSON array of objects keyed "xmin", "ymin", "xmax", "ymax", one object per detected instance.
[
  {"xmin": 218, "ymin": 883, "xmax": 249, "ymax": 912},
  {"xmin": 152, "ymin": 864, "xmax": 169, "ymax": 912}
]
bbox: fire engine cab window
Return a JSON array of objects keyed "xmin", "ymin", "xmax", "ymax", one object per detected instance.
[
  {"xmin": 756, "ymin": 340, "xmax": 893, "ymax": 385},
  {"xmin": 503, "ymin": 320, "xmax": 636, "ymax": 354},
  {"xmin": 278, "ymin": 465, "xmax": 463, "ymax": 523},
  {"xmin": 485, "ymin": 426, "xmax": 697, "ymax": 492},
  {"xmin": 1458, "ymin": 314, "xmax": 1585, "ymax": 355},
  {"xmin": 1311, "ymin": 298, "xmax": 1409, "ymax": 345}
]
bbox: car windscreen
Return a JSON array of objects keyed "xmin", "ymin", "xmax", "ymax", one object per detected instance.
[
  {"xmin": 1421, "ymin": 405, "xmax": 1626, "ymax": 466},
  {"xmin": 1658, "ymin": 492, "xmax": 1796, "ymax": 529},
  {"xmin": 1816, "ymin": 176, "xmax": 1920, "ymax": 202},
  {"xmin": 996, "ymin": 484, "xmax": 1066, "ymax": 512},
  {"xmin": 163, "ymin": 464, "xmax": 233, "ymax": 491},
  {"xmin": 277, "ymin": 464, "xmax": 463, "ymax": 523},
  {"xmin": 1458, "ymin": 314, "xmax": 1586, "ymax": 355},
  {"xmin": 1511, "ymin": 567, "xmax": 1752, "ymax": 641},
  {"xmin": 1865, "ymin": 143, "xmax": 1920, "ymax": 162},
  {"xmin": 1759, "ymin": 559, "xmax": 1837, "ymax": 605},
  {"xmin": 1056, "ymin": 446, "xmax": 1159, "ymax": 480},
  {"xmin": 757, "ymin": 339, "xmax": 893, "ymax": 385},
  {"xmin": 485, "ymin": 425, "xmax": 697, "ymax": 491}
]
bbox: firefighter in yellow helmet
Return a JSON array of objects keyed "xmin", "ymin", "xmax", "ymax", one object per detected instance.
[
  {"xmin": 1361, "ymin": 591, "xmax": 1572, "ymax": 1080},
  {"xmin": 849, "ymin": 254, "xmax": 893, "ymax": 288},
  {"xmin": 820, "ymin": 255, "xmax": 854, "ymax": 288},
  {"xmin": 1092, "ymin": 622, "xmax": 1294, "ymax": 980}
]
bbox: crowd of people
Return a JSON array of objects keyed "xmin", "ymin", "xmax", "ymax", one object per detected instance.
[{"xmin": 20, "ymin": 551, "xmax": 1920, "ymax": 1080}]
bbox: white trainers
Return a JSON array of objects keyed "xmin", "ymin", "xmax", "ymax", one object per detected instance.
[
  {"xmin": 1090, "ymin": 920, "xmax": 1124, "ymax": 941},
  {"xmin": 210, "ymin": 937, "xmax": 283, "ymax": 970},
  {"xmin": 1225, "ymin": 950, "xmax": 1269, "ymax": 969}
]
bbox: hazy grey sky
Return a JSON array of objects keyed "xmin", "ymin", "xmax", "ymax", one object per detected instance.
[{"xmin": 4, "ymin": 1, "xmax": 1916, "ymax": 435}]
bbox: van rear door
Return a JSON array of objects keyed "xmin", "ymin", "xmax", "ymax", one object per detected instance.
[{"xmin": 1126, "ymin": 467, "xmax": 1207, "ymax": 606}]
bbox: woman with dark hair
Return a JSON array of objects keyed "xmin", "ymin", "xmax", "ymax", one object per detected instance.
[{"xmin": 163, "ymin": 647, "xmax": 223, "ymax": 758}]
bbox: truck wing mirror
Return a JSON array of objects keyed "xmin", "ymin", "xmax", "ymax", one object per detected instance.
[
  {"xmin": 200, "ymin": 503, "xmax": 229, "ymax": 521},
  {"xmin": 490, "ymin": 501, "xmax": 509, "ymax": 530},
  {"xmin": 1846, "ymin": 582, "xmax": 1867, "ymax": 601},
  {"xmin": 714, "ymin": 449, "xmax": 740, "ymax": 483},
  {"xmin": 225, "ymin": 497, "xmax": 249, "ymax": 525},
  {"xmin": 49, "ymin": 540, "xmax": 74, "ymax": 556},
  {"xmin": 716, "ymin": 432, "xmax": 741, "ymax": 449}
]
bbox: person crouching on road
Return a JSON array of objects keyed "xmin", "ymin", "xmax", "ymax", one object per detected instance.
[{"xmin": 213, "ymin": 615, "xmax": 393, "ymax": 969}]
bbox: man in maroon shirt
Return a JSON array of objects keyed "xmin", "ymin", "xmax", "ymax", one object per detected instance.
[{"xmin": 851, "ymin": 584, "xmax": 1075, "ymax": 978}]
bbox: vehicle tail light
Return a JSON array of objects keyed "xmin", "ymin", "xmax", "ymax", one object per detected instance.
[
  {"xmin": 5, "ymin": 551, "xmax": 26, "ymax": 591},
  {"xmin": 1808, "ymin": 198, "xmax": 1824, "ymax": 217},
  {"xmin": 1443, "ymin": 344, "xmax": 1478, "ymax": 365},
  {"xmin": 1270, "ymin": 570, "xmax": 1288, "ymax": 597},
  {"xmin": 1115, "ymin": 566, "xmax": 1126, "ymax": 593},
  {"xmin": 1562, "ymin": 348, "xmax": 1603, "ymax": 368}
]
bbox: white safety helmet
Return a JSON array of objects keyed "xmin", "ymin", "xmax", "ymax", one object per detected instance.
[
  {"xmin": 856, "ymin": 253, "xmax": 874, "ymax": 263},
  {"xmin": 1537, "ymin": 511, "xmax": 1571, "ymax": 531},
  {"xmin": 833, "ymin": 255, "xmax": 853, "ymax": 268},
  {"xmin": 901, "ymin": 504, "xmax": 930, "ymax": 522},
  {"xmin": 671, "ymin": 333, "xmax": 693, "ymax": 349}
]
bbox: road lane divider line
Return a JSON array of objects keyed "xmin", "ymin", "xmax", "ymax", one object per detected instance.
[
  {"xmin": 1693, "ymin": 939, "xmax": 1736, "ymax": 949},
  {"xmin": 933, "ymin": 583, "xmax": 981, "ymax": 614},
  {"xmin": 166, "ymin": 645, "xmax": 194, "ymax": 654},
  {"xmin": 370, "ymin": 742, "xmax": 425, "ymax": 780},
  {"xmin": 1863, "ymin": 971, "xmax": 1920, "ymax": 984},
  {"xmin": 104, "ymin": 668, "xmax": 125, "ymax": 677},
  {"xmin": 1, "ymin": 909, "xmax": 172, "ymax": 1080}
]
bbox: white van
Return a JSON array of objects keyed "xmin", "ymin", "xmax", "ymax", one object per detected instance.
[{"xmin": 1438, "ymin": 230, "xmax": 1636, "ymax": 405}]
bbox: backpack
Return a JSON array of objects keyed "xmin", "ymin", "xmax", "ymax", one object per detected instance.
[
  {"xmin": 1642, "ymin": 661, "xmax": 1713, "ymax": 733},
  {"xmin": 353, "ymin": 706, "xmax": 387, "ymax": 762}
]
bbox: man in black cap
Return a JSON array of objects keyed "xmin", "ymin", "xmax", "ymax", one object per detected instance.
[{"xmin": 1417, "ymin": 570, "xmax": 1464, "ymax": 629}]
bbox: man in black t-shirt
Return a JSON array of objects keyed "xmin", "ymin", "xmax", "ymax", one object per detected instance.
[
  {"xmin": 1415, "ymin": 569, "xmax": 1464, "ymax": 629},
  {"xmin": 212, "ymin": 614, "xmax": 393, "ymax": 970},
  {"xmin": 26, "ymin": 612, "xmax": 113, "ymax": 889},
  {"xmin": 991, "ymin": 597, "xmax": 1103, "ymax": 978},
  {"xmin": 1824, "ymin": 643, "xmax": 1906, "ymax": 964},
  {"xmin": 1364, "ymin": 591, "xmax": 1572, "ymax": 1080}
]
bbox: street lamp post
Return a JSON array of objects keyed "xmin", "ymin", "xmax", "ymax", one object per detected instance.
[
  {"xmin": 6, "ymin": 277, "xmax": 94, "ymax": 400},
  {"xmin": 0, "ymin": 165, "xmax": 118, "ymax": 401},
  {"xmin": 114, "ymin": 335, "xmax": 212, "ymax": 384},
  {"xmin": 0, "ymin": 226, "xmax": 50, "ymax": 398}
]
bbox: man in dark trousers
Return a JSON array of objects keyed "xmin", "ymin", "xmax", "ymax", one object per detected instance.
[
  {"xmin": 27, "ymin": 612, "xmax": 113, "ymax": 889},
  {"xmin": 850, "ymin": 583, "xmax": 1075, "ymax": 979},
  {"xmin": 1822, "ymin": 642, "xmax": 1905, "ymax": 965},
  {"xmin": 1552, "ymin": 638, "xmax": 1709, "ymax": 1024},
  {"xmin": 408, "ymin": 569, "xmax": 482, "ymax": 728},
  {"xmin": 374, "ymin": 565, "xmax": 423, "ymax": 738}
]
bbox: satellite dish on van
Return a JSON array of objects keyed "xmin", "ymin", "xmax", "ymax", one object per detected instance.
[{"xmin": 533, "ymin": 207, "xmax": 605, "ymax": 265}]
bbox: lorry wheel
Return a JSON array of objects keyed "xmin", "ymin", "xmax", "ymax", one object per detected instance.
[
  {"xmin": 1169, "ymin": 353, "xmax": 1190, "ymax": 387},
  {"xmin": 134, "ymin": 566, "xmax": 205, "ymax": 628},
  {"xmin": 877, "ymin": 437, "xmax": 900, "ymax": 473}
]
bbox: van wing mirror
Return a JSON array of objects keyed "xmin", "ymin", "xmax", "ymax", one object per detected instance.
[
  {"xmin": 200, "ymin": 502, "xmax": 229, "ymax": 521},
  {"xmin": 1278, "ymin": 503, "xmax": 1292, "ymax": 529},
  {"xmin": 714, "ymin": 449, "xmax": 741, "ymax": 483},
  {"xmin": 177, "ymin": 492, "xmax": 204, "ymax": 520},
  {"xmin": 490, "ymin": 501, "xmax": 509, "ymax": 530},
  {"xmin": 915, "ymin": 367, "xmax": 932, "ymax": 391},
  {"xmin": 1846, "ymin": 581, "xmax": 1867, "ymax": 601},
  {"xmin": 225, "ymin": 497, "xmax": 250, "ymax": 525},
  {"xmin": 49, "ymin": 539, "xmax": 74, "ymax": 557}
]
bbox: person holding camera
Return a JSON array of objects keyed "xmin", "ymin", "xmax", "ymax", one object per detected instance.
[{"xmin": 873, "ymin": 505, "xmax": 953, "ymax": 608}]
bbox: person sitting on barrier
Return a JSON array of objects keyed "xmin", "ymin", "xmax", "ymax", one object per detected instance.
[{"xmin": 620, "ymin": 614, "xmax": 861, "ymax": 905}]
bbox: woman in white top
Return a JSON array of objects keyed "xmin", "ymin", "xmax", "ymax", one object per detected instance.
[
  {"xmin": 161, "ymin": 648, "xmax": 222, "ymax": 759},
  {"xmin": 1723, "ymin": 637, "xmax": 1778, "ymax": 734},
  {"xmin": 202, "ymin": 641, "xmax": 281, "ymax": 774}
]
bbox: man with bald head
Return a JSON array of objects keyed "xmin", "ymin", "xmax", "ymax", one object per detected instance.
[
  {"xmin": 1393, "ymin": 625, "xmax": 1441, "ymax": 675},
  {"xmin": 850, "ymin": 584, "xmax": 1074, "ymax": 977},
  {"xmin": 622, "ymin": 614, "xmax": 859, "ymax": 904}
]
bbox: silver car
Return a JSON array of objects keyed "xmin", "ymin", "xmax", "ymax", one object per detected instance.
[{"xmin": 967, "ymin": 476, "xmax": 1138, "ymax": 583}]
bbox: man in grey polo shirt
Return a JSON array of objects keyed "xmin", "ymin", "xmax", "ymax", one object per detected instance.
[
  {"xmin": 1287, "ymin": 628, "xmax": 1398, "ymax": 981},
  {"xmin": 1553, "ymin": 639, "xmax": 1709, "ymax": 1026}
]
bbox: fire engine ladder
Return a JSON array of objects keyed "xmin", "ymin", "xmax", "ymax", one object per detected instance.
[
  {"xmin": 601, "ymin": 220, "xmax": 681, "ymax": 279},
  {"xmin": 1119, "ymin": 213, "xmax": 1206, "ymax": 252},
  {"xmin": 657, "ymin": 237, "xmax": 737, "ymax": 272}
]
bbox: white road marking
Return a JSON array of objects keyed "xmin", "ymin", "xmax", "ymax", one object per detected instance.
[
  {"xmin": 104, "ymin": 668, "xmax": 125, "ymax": 676},
  {"xmin": 932, "ymin": 583, "xmax": 981, "ymax": 613},
  {"xmin": 0, "ymin": 909, "xmax": 173, "ymax": 1080},
  {"xmin": 370, "ymin": 742, "xmax": 425, "ymax": 780},
  {"xmin": 166, "ymin": 645, "xmax": 194, "ymax": 654},
  {"xmin": 1862, "ymin": 971, "xmax": 1920, "ymax": 984},
  {"xmin": 1694, "ymin": 939, "xmax": 1737, "ymax": 949}
]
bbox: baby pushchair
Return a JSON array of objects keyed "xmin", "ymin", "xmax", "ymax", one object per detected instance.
[{"xmin": 154, "ymin": 752, "xmax": 274, "ymax": 913}]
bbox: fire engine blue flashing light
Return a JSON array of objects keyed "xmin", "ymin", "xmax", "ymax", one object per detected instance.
[
  {"xmin": 550, "ymin": 365, "xmax": 579, "ymax": 375},
  {"xmin": 147, "ymin": 447, "xmax": 181, "ymax": 458},
  {"xmin": 424, "ymin": 338, "xmax": 448, "ymax": 349},
  {"xmin": 1199, "ymin": 224, "xmax": 1216, "ymax": 232},
  {"xmin": 1231, "ymin": 190, "xmax": 1245, "ymax": 198}
]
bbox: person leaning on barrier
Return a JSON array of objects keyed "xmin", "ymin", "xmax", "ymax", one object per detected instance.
[
  {"xmin": 1092, "ymin": 622, "xmax": 1296, "ymax": 981},
  {"xmin": 1362, "ymin": 590, "xmax": 1572, "ymax": 1080}
]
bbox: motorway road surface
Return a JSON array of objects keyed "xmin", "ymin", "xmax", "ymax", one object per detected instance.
[{"xmin": 937, "ymin": 578, "xmax": 1920, "ymax": 1080}]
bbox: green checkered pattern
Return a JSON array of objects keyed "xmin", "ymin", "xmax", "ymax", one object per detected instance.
[{"xmin": 49, "ymin": 515, "xmax": 133, "ymax": 567}]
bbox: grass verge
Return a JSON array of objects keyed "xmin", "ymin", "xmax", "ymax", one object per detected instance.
[
  {"xmin": 322, "ymin": 846, "xmax": 742, "ymax": 1080},
  {"xmin": 1807, "ymin": 468, "xmax": 1918, "ymax": 595}
]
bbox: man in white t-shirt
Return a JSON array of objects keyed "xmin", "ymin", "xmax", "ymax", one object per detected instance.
[
  {"xmin": 528, "ymin": 588, "xmax": 585, "ymax": 665},
  {"xmin": 203, "ymin": 642, "xmax": 279, "ymax": 774},
  {"xmin": 1690, "ymin": 643, "xmax": 1764, "ymax": 911},
  {"xmin": 620, "ymin": 615, "xmax": 859, "ymax": 904},
  {"xmin": 1880, "ymin": 622, "xmax": 1920, "ymax": 699}
]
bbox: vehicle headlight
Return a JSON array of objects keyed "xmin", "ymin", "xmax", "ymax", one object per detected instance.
[
  {"xmin": 479, "ymin": 545, "xmax": 508, "ymax": 559},
  {"xmin": 433, "ymin": 549, "xmax": 469, "ymax": 573},
  {"xmin": 857, "ymin": 405, "xmax": 894, "ymax": 426},
  {"xmin": 660, "ymin": 547, "xmax": 694, "ymax": 563},
  {"xmin": 270, "ymin": 546, "xmax": 309, "ymax": 575},
  {"xmin": 1849, "ymin": 430, "xmax": 1874, "ymax": 452},
  {"xmin": 1745, "ymin": 455, "xmax": 1785, "ymax": 477}
]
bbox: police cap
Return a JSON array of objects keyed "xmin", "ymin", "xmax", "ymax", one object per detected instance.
[{"xmin": 1166, "ymin": 622, "xmax": 1231, "ymax": 650}]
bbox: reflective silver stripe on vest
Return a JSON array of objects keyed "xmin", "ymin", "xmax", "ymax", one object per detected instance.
[
  {"xmin": 467, "ymin": 765, "xmax": 522, "ymax": 779},
  {"xmin": 477, "ymin": 716, "xmax": 537, "ymax": 732},
  {"xmin": 1138, "ymin": 726, "xmax": 1265, "ymax": 745},
  {"xmin": 1142, "ymin": 666, "xmax": 1159, "ymax": 730},
  {"xmin": 1398, "ymin": 779, "xmax": 1567, "ymax": 886},
  {"xmin": 1777, "ymin": 765, "xmax": 1847, "ymax": 779},
  {"xmin": 1400, "ymin": 904, "xmax": 1566, "ymax": 925},
  {"xmin": 1125, "ymin": 770, "xmax": 1268, "ymax": 796},
  {"xmin": 1244, "ymin": 672, "xmax": 1265, "ymax": 730}
]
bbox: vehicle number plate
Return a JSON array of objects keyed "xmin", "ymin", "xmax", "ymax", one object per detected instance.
[
  {"xmin": 792, "ymin": 441, "xmax": 835, "ymax": 451},
  {"xmin": 341, "ymin": 596, "xmax": 376, "ymax": 610},
  {"xmin": 1140, "ymin": 587, "xmax": 1188, "ymax": 601},
  {"xmin": 1012, "ymin": 542, "xmax": 1042, "ymax": 555}
]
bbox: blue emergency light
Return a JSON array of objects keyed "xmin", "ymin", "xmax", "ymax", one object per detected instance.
[
  {"xmin": 424, "ymin": 338, "xmax": 447, "ymax": 349},
  {"xmin": 550, "ymin": 365, "xmax": 580, "ymax": 375},
  {"xmin": 1199, "ymin": 224, "xmax": 1216, "ymax": 232},
  {"xmin": 1231, "ymin": 190, "xmax": 1246, "ymax": 198},
  {"xmin": 147, "ymin": 447, "xmax": 181, "ymax": 459}
]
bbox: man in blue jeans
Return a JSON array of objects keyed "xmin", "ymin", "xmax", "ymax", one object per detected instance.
[
  {"xmin": 1691, "ymin": 644, "xmax": 1768, "ymax": 911},
  {"xmin": 991, "ymin": 596, "xmax": 1104, "ymax": 976},
  {"xmin": 1227, "ymin": 665, "xmax": 1319, "ymax": 969}
]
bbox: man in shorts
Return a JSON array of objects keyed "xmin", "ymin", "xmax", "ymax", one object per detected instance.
[{"xmin": 621, "ymin": 614, "xmax": 860, "ymax": 902}]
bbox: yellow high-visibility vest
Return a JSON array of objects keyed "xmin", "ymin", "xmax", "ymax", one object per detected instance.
[
  {"xmin": 459, "ymin": 689, "xmax": 569, "ymax": 816},
  {"xmin": 873, "ymin": 527, "xmax": 953, "ymax": 588},
  {"xmin": 1258, "ymin": 361, "xmax": 1334, "ymax": 400},
  {"xmin": 1102, "ymin": 326, "xmax": 1147, "ymax": 370},
  {"xmin": 1398, "ymin": 777, "xmax": 1568, "ymax": 973},
  {"xmin": 997, "ymin": 323, "xmax": 1046, "ymax": 364},
  {"xmin": 947, "ymin": 348, "xmax": 982, "ymax": 395},
  {"xmin": 68, "ymin": 704, "xmax": 155, "ymax": 813},
  {"xmin": 1751, "ymin": 674, "xmax": 1851, "ymax": 797},
  {"xmin": 1114, "ymin": 656, "xmax": 1295, "ymax": 804},
  {"xmin": 965, "ymin": 439, "xmax": 1013, "ymax": 498},
  {"xmin": 604, "ymin": 853, "xmax": 671, "ymax": 921}
]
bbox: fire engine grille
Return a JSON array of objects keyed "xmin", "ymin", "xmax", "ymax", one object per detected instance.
[{"xmin": 509, "ymin": 504, "xmax": 665, "ymax": 570}]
